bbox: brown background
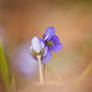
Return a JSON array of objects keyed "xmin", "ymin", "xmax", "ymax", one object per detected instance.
[{"xmin": 0, "ymin": 0, "xmax": 92, "ymax": 92}]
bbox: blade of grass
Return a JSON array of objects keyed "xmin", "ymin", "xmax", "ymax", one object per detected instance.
[
  {"xmin": 10, "ymin": 72, "xmax": 16, "ymax": 92},
  {"xmin": 0, "ymin": 41, "xmax": 10, "ymax": 92},
  {"xmin": 76, "ymin": 62, "xmax": 92, "ymax": 84}
]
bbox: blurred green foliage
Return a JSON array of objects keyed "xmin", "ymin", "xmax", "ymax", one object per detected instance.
[{"xmin": 0, "ymin": 41, "xmax": 10, "ymax": 92}]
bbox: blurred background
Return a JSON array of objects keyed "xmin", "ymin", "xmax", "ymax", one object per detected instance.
[{"xmin": 0, "ymin": 0, "xmax": 92, "ymax": 92}]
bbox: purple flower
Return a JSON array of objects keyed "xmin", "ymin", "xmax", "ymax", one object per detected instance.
[
  {"xmin": 41, "ymin": 26, "xmax": 63, "ymax": 64},
  {"xmin": 43, "ymin": 26, "xmax": 62, "ymax": 52}
]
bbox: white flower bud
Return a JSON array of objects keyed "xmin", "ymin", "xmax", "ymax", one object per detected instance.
[{"xmin": 31, "ymin": 37, "xmax": 44, "ymax": 54}]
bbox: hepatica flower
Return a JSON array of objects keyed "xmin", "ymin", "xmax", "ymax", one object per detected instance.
[
  {"xmin": 41, "ymin": 27, "xmax": 63, "ymax": 64},
  {"xmin": 30, "ymin": 37, "xmax": 45, "ymax": 58},
  {"xmin": 30, "ymin": 26, "xmax": 62, "ymax": 84},
  {"xmin": 30, "ymin": 27, "xmax": 62, "ymax": 64},
  {"xmin": 43, "ymin": 27, "xmax": 62, "ymax": 52}
]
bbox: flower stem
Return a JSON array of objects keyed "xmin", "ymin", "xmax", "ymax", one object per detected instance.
[
  {"xmin": 37, "ymin": 55, "xmax": 44, "ymax": 84},
  {"xmin": 43, "ymin": 64, "xmax": 46, "ymax": 77}
]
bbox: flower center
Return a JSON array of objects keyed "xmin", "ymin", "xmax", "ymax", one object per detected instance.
[{"xmin": 46, "ymin": 41, "xmax": 53, "ymax": 47}]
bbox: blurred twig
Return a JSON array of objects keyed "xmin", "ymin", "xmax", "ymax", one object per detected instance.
[{"xmin": 76, "ymin": 62, "xmax": 92, "ymax": 84}]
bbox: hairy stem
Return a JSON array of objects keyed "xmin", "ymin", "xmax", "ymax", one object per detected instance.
[{"xmin": 37, "ymin": 55, "xmax": 44, "ymax": 84}]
